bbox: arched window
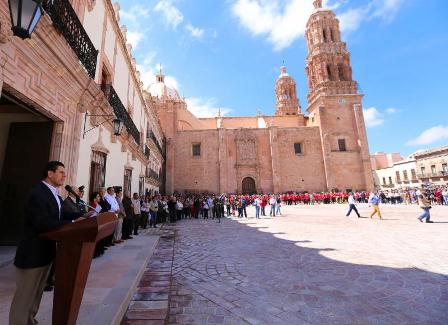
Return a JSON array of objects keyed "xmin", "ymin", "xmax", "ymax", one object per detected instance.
[
  {"xmin": 323, "ymin": 28, "xmax": 327, "ymax": 42},
  {"xmin": 327, "ymin": 64, "xmax": 333, "ymax": 81}
]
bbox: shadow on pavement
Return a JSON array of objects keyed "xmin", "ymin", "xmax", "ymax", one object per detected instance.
[{"xmin": 169, "ymin": 217, "xmax": 448, "ymax": 324}]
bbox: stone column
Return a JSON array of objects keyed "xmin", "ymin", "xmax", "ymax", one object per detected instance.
[
  {"xmin": 316, "ymin": 106, "xmax": 331, "ymax": 191},
  {"xmin": 218, "ymin": 128, "xmax": 227, "ymax": 194},
  {"xmin": 269, "ymin": 126, "xmax": 281, "ymax": 193},
  {"xmin": 353, "ymin": 103, "xmax": 374, "ymax": 190},
  {"xmin": 0, "ymin": 15, "xmax": 12, "ymax": 96}
]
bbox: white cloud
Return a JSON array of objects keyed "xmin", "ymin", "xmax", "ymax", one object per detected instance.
[
  {"xmin": 154, "ymin": 0, "xmax": 184, "ymax": 29},
  {"xmin": 363, "ymin": 107, "xmax": 384, "ymax": 128},
  {"xmin": 126, "ymin": 31, "xmax": 144, "ymax": 49},
  {"xmin": 186, "ymin": 24, "xmax": 205, "ymax": 39},
  {"xmin": 185, "ymin": 97, "xmax": 233, "ymax": 118},
  {"xmin": 385, "ymin": 107, "xmax": 398, "ymax": 114},
  {"xmin": 120, "ymin": 4, "xmax": 151, "ymax": 21},
  {"xmin": 338, "ymin": 0, "xmax": 405, "ymax": 33},
  {"xmin": 371, "ymin": 0, "xmax": 405, "ymax": 21},
  {"xmin": 338, "ymin": 6, "xmax": 370, "ymax": 33},
  {"xmin": 231, "ymin": 0, "xmax": 314, "ymax": 51},
  {"xmin": 231, "ymin": 0, "xmax": 405, "ymax": 50},
  {"xmin": 406, "ymin": 125, "xmax": 448, "ymax": 146}
]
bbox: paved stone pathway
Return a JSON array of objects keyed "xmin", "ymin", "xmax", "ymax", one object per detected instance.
[
  {"xmin": 167, "ymin": 204, "xmax": 448, "ymax": 325},
  {"xmin": 122, "ymin": 226, "xmax": 176, "ymax": 325}
]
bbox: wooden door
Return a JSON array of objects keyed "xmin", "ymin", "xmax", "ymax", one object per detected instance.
[
  {"xmin": 242, "ymin": 177, "xmax": 256, "ymax": 194},
  {"xmin": 0, "ymin": 122, "xmax": 53, "ymax": 244}
]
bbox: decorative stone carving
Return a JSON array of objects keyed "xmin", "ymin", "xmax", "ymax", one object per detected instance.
[
  {"xmin": 113, "ymin": 2, "xmax": 120, "ymax": 22},
  {"xmin": 0, "ymin": 15, "xmax": 12, "ymax": 44},
  {"xmin": 235, "ymin": 130, "xmax": 257, "ymax": 165},
  {"xmin": 91, "ymin": 127, "xmax": 110, "ymax": 154},
  {"xmin": 125, "ymin": 153, "xmax": 134, "ymax": 169},
  {"xmin": 120, "ymin": 25, "xmax": 127, "ymax": 42}
]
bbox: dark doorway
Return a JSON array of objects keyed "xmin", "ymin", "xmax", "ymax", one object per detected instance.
[
  {"xmin": 0, "ymin": 94, "xmax": 53, "ymax": 244},
  {"xmin": 242, "ymin": 177, "xmax": 256, "ymax": 194}
]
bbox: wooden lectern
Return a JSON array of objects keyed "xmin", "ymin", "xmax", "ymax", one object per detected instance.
[{"xmin": 40, "ymin": 212, "xmax": 118, "ymax": 325}]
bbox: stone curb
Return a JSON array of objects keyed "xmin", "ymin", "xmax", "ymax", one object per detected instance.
[{"xmin": 122, "ymin": 225, "xmax": 177, "ymax": 325}]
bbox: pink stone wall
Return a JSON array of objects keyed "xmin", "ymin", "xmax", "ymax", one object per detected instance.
[
  {"xmin": 308, "ymin": 95, "xmax": 374, "ymax": 191},
  {"xmin": 168, "ymin": 125, "xmax": 330, "ymax": 194},
  {"xmin": 172, "ymin": 130, "xmax": 220, "ymax": 193},
  {"xmin": 276, "ymin": 127, "xmax": 326, "ymax": 192}
]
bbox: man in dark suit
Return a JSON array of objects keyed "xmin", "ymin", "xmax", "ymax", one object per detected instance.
[{"xmin": 9, "ymin": 161, "xmax": 84, "ymax": 325}]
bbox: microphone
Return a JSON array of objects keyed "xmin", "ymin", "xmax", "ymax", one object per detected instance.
[
  {"xmin": 65, "ymin": 185, "xmax": 99, "ymax": 216},
  {"xmin": 65, "ymin": 185, "xmax": 80, "ymax": 203}
]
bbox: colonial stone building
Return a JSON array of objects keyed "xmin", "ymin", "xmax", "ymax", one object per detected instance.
[
  {"xmin": 372, "ymin": 146, "xmax": 448, "ymax": 190},
  {"xmin": 147, "ymin": 0, "xmax": 374, "ymax": 194},
  {"xmin": 0, "ymin": 0, "xmax": 163, "ymax": 244}
]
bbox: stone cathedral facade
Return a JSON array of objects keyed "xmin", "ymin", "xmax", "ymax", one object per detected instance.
[{"xmin": 145, "ymin": 0, "xmax": 374, "ymax": 194}]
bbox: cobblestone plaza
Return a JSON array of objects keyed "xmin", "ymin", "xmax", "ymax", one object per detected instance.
[{"xmin": 166, "ymin": 204, "xmax": 447, "ymax": 324}]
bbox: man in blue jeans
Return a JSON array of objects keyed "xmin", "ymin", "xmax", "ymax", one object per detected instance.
[
  {"xmin": 346, "ymin": 192, "xmax": 361, "ymax": 218},
  {"xmin": 253, "ymin": 196, "xmax": 261, "ymax": 219},
  {"xmin": 417, "ymin": 189, "xmax": 433, "ymax": 223},
  {"xmin": 269, "ymin": 196, "xmax": 276, "ymax": 217}
]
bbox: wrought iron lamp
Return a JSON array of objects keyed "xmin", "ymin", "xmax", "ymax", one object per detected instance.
[
  {"xmin": 8, "ymin": 0, "xmax": 43, "ymax": 39},
  {"xmin": 83, "ymin": 112, "xmax": 124, "ymax": 138}
]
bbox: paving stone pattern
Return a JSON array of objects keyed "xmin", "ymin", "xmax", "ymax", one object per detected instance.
[
  {"xmin": 166, "ymin": 204, "xmax": 448, "ymax": 325},
  {"xmin": 122, "ymin": 226, "xmax": 176, "ymax": 325}
]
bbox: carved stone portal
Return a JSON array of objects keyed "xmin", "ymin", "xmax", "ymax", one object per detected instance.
[{"xmin": 235, "ymin": 130, "xmax": 257, "ymax": 166}]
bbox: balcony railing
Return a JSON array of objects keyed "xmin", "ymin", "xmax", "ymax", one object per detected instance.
[
  {"xmin": 418, "ymin": 171, "xmax": 448, "ymax": 179},
  {"xmin": 107, "ymin": 86, "xmax": 140, "ymax": 145},
  {"xmin": 42, "ymin": 0, "xmax": 98, "ymax": 79},
  {"xmin": 149, "ymin": 130, "xmax": 163, "ymax": 155},
  {"xmin": 144, "ymin": 145, "xmax": 150, "ymax": 159},
  {"xmin": 146, "ymin": 168, "xmax": 160, "ymax": 182}
]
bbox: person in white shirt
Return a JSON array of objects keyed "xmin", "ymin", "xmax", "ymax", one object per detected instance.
[
  {"xmin": 346, "ymin": 192, "xmax": 361, "ymax": 218},
  {"xmin": 105, "ymin": 187, "xmax": 123, "ymax": 243},
  {"xmin": 253, "ymin": 197, "xmax": 261, "ymax": 219},
  {"xmin": 149, "ymin": 197, "xmax": 159, "ymax": 228},
  {"xmin": 140, "ymin": 196, "xmax": 150, "ymax": 229},
  {"xmin": 131, "ymin": 193, "xmax": 141, "ymax": 235},
  {"xmin": 442, "ymin": 188, "xmax": 448, "ymax": 206},
  {"xmin": 269, "ymin": 196, "xmax": 276, "ymax": 217},
  {"xmin": 176, "ymin": 199, "xmax": 184, "ymax": 220},
  {"xmin": 207, "ymin": 197, "xmax": 214, "ymax": 219},
  {"xmin": 368, "ymin": 192, "xmax": 375, "ymax": 206}
]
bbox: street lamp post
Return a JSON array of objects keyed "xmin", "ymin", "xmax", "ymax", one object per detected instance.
[{"xmin": 8, "ymin": 0, "xmax": 43, "ymax": 39}]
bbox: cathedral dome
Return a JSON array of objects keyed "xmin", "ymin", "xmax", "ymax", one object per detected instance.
[
  {"xmin": 148, "ymin": 81, "xmax": 181, "ymax": 101},
  {"xmin": 278, "ymin": 65, "xmax": 290, "ymax": 78},
  {"xmin": 147, "ymin": 69, "xmax": 181, "ymax": 101}
]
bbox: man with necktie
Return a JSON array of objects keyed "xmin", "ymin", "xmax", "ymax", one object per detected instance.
[{"xmin": 9, "ymin": 161, "xmax": 83, "ymax": 325}]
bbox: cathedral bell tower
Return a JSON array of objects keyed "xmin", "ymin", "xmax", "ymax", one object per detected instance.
[
  {"xmin": 304, "ymin": 0, "xmax": 374, "ymax": 192},
  {"xmin": 305, "ymin": 0, "xmax": 357, "ymax": 104},
  {"xmin": 275, "ymin": 65, "xmax": 301, "ymax": 116}
]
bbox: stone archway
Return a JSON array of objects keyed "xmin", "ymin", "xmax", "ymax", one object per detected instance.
[{"xmin": 242, "ymin": 177, "xmax": 256, "ymax": 194}]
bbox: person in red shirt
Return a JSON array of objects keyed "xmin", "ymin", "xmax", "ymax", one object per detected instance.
[{"xmin": 261, "ymin": 195, "xmax": 267, "ymax": 216}]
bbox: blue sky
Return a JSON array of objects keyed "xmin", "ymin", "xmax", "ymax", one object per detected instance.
[{"xmin": 117, "ymin": 0, "xmax": 448, "ymax": 156}]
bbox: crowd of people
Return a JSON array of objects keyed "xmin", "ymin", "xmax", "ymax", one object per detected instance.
[{"xmin": 10, "ymin": 160, "xmax": 445, "ymax": 325}]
